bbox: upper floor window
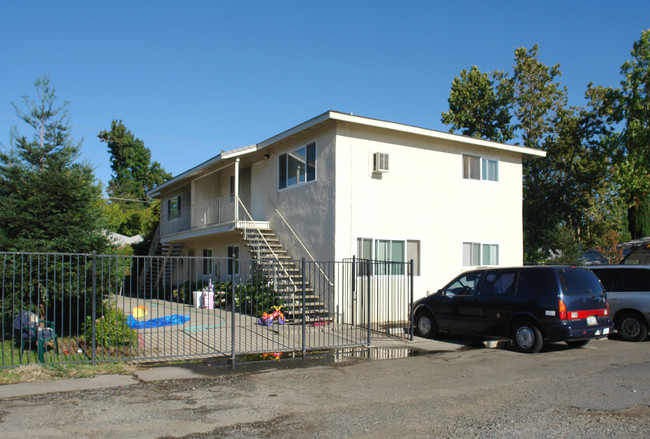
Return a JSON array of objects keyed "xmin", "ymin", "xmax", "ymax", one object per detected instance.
[
  {"xmin": 279, "ymin": 142, "xmax": 316, "ymax": 189},
  {"xmin": 168, "ymin": 195, "xmax": 181, "ymax": 220},
  {"xmin": 463, "ymin": 155, "xmax": 498, "ymax": 182}
]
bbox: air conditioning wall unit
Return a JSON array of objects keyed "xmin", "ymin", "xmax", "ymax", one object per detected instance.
[{"xmin": 373, "ymin": 152, "xmax": 389, "ymax": 173}]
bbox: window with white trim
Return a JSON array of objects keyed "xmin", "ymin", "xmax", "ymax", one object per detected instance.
[
  {"xmin": 376, "ymin": 239, "xmax": 405, "ymax": 275},
  {"xmin": 356, "ymin": 238, "xmax": 420, "ymax": 276},
  {"xmin": 202, "ymin": 248, "xmax": 213, "ymax": 275},
  {"xmin": 462, "ymin": 155, "xmax": 498, "ymax": 181},
  {"xmin": 168, "ymin": 194, "xmax": 181, "ymax": 220},
  {"xmin": 463, "ymin": 242, "xmax": 499, "ymax": 266},
  {"xmin": 407, "ymin": 240, "xmax": 421, "ymax": 276},
  {"xmin": 227, "ymin": 245, "xmax": 240, "ymax": 276},
  {"xmin": 279, "ymin": 142, "xmax": 316, "ymax": 189}
]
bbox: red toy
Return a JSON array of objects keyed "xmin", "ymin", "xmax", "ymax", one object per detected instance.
[{"xmin": 258, "ymin": 306, "xmax": 285, "ymax": 326}]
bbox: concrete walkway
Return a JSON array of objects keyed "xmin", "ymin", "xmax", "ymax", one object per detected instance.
[{"xmin": 0, "ymin": 335, "xmax": 481, "ymax": 399}]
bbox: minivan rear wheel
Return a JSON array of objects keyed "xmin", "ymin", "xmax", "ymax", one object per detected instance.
[
  {"xmin": 512, "ymin": 321, "xmax": 543, "ymax": 353},
  {"xmin": 414, "ymin": 310, "xmax": 438, "ymax": 339},
  {"xmin": 616, "ymin": 312, "xmax": 648, "ymax": 342}
]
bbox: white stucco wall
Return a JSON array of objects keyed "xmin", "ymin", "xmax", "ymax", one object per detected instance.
[
  {"xmin": 259, "ymin": 125, "xmax": 338, "ymax": 262},
  {"xmin": 334, "ymin": 122, "xmax": 524, "ymax": 301}
]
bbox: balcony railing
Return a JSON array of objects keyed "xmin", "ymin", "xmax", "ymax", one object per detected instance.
[{"xmin": 161, "ymin": 195, "xmax": 252, "ymax": 236}]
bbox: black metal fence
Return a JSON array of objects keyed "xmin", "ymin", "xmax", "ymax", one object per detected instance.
[{"xmin": 1, "ymin": 252, "xmax": 413, "ymax": 368}]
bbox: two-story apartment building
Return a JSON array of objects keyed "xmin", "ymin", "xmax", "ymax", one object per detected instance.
[{"xmin": 147, "ymin": 111, "xmax": 545, "ymax": 308}]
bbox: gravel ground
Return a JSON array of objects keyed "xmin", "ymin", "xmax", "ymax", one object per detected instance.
[{"xmin": 1, "ymin": 338, "xmax": 649, "ymax": 438}]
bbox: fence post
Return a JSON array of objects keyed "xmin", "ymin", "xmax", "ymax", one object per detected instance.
[
  {"xmin": 351, "ymin": 256, "xmax": 356, "ymax": 327},
  {"xmin": 230, "ymin": 257, "xmax": 236, "ymax": 369},
  {"xmin": 367, "ymin": 261, "xmax": 372, "ymax": 346},
  {"xmin": 301, "ymin": 258, "xmax": 306, "ymax": 356},
  {"xmin": 409, "ymin": 259, "xmax": 414, "ymax": 341},
  {"xmin": 91, "ymin": 251, "xmax": 97, "ymax": 366}
]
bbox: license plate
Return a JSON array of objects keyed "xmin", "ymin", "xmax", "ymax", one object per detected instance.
[{"xmin": 587, "ymin": 316, "xmax": 597, "ymax": 326}]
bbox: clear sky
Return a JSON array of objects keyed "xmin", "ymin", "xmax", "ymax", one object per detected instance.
[{"xmin": 1, "ymin": 1, "xmax": 648, "ymax": 191}]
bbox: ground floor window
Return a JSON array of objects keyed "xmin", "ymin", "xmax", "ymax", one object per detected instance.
[
  {"xmin": 227, "ymin": 245, "xmax": 240, "ymax": 276},
  {"xmin": 356, "ymin": 238, "xmax": 420, "ymax": 276},
  {"xmin": 463, "ymin": 242, "xmax": 499, "ymax": 266},
  {"xmin": 202, "ymin": 248, "xmax": 213, "ymax": 275}
]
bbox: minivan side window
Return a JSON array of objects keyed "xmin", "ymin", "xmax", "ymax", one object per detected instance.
[
  {"xmin": 479, "ymin": 270, "xmax": 518, "ymax": 296},
  {"xmin": 516, "ymin": 269, "xmax": 551, "ymax": 296},
  {"xmin": 445, "ymin": 272, "xmax": 482, "ymax": 296},
  {"xmin": 612, "ymin": 269, "xmax": 650, "ymax": 292},
  {"xmin": 590, "ymin": 269, "xmax": 614, "ymax": 291}
]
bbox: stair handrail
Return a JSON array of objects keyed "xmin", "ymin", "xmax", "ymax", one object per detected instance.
[
  {"xmin": 236, "ymin": 199, "xmax": 298, "ymax": 293},
  {"xmin": 138, "ymin": 224, "xmax": 162, "ymax": 290},
  {"xmin": 274, "ymin": 208, "xmax": 334, "ymax": 286}
]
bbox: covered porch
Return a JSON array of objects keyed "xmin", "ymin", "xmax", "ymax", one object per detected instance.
[{"xmin": 158, "ymin": 157, "xmax": 269, "ymax": 241}]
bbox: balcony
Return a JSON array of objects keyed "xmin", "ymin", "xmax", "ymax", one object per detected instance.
[{"xmin": 161, "ymin": 194, "xmax": 255, "ymax": 237}]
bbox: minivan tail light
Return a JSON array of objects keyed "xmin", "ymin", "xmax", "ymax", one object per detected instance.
[
  {"xmin": 559, "ymin": 300, "xmax": 567, "ymax": 320},
  {"xmin": 605, "ymin": 301, "xmax": 609, "ymax": 316}
]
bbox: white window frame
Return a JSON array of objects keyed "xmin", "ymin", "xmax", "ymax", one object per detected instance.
[
  {"xmin": 462, "ymin": 154, "xmax": 499, "ymax": 182},
  {"xmin": 278, "ymin": 142, "xmax": 317, "ymax": 190},
  {"xmin": 356, "ymin": 237, "xmax": 420, "ymax": 276},
  {"xmin": 227, "ymin": 245, "xmax": 240, "ymax": 276},
  {"xmin": 407, "ymin": 240, "xmax": 421, "ymax": 276},
  {"xmin": 463, "ymin": 241, "xmax": 499, "ymax": 267},
  {"xmin": 202, "ymin": 248, "xmax": 213, "ymax": 276}
]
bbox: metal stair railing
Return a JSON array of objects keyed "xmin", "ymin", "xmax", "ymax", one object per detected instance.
[
  {"xmin": 275, "ymin": 208, "xmax": 334, "ymax": 287},
  {"xmin": 138, "ymin": 224, "xmax": 161, "ymax": 292},
  {"xmin": 236, "ymin": 198, "xmax": 299, "ymax": 318}
]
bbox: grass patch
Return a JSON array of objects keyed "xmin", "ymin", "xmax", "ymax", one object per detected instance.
[
  {"xmin": 0, "ymin": 362, "xmax": 140, "ymax": 385},
  {"xmin": 1, "ymin": 338, "xmax": 143, "ymax": 385}
]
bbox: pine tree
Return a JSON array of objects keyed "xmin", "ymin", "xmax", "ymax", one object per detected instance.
[{"xmin": 0, "ymin": 75, "xmax": 106, "ymax": 252}]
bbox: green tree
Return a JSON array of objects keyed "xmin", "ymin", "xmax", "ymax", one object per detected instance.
[
  {"xmin": 98, "ymin": 120, "xmax": 170, "ymax": 252},
  {"xmin": 98, "ymin": 120, "xmax": 171, "ymax": 200},
  {"xmin": 0, "ymin": 75, "xmax": 106, "ymax": 252},
  {"xmin": 441, "ymin": 66, "xmax": 515, "ymax": 143},
  {"xmin": 442, "ymin": 45, "xmax": 623, "ymax": 263},
  {"xmin": 596, "ymin": 30, "xmax": 650, "ymax": 239}
]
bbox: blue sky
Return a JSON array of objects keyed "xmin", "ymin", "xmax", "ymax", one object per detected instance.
[{"xmin": 1, "ymin": 1, "xmax": 648, "ymax": 191}]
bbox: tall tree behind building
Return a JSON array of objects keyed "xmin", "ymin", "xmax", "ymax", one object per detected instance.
[
  {"xmin": 442, "ymin": 45, "xmax": 621, "ymax": 263},
  {"xmin": 591, "ymin": 30, "xmax": 650, "ymax": 239},
  {"xmin": 98, "ymin": 120, "xmax": 171, "ymax": 248},
  {"xmin": 98, "ymin": 120, "xmax": 171, "ymax": 200}
]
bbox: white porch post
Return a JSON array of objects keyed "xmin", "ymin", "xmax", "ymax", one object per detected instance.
[{"xmin": 234, "ymin": 158, "xmax": 240, "ymax": 227}]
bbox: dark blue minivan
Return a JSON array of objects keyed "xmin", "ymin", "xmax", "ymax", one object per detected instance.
[{"xmin": 412, "ymin": 266, "xmax": 613, "ymax": 353}]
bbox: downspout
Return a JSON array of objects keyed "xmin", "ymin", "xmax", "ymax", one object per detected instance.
[{"xmin": 234, "ymin": 158, "xmax": 240, "ymax": 227}]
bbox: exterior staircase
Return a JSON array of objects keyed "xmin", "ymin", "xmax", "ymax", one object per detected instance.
[
  {"xmin": 239, "ymin": 227, "xmax": 331, "ymax": 324},
  {"xmin": 139, "ymin": 226, "xmax": 184, "ymax": 295}
]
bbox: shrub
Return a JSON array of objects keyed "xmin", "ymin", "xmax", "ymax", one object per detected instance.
[{"xmin": 84, "ymin": 302, "xmax": 138, "ymax": 348}]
